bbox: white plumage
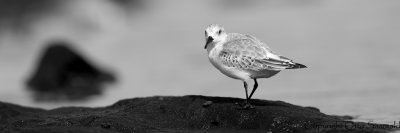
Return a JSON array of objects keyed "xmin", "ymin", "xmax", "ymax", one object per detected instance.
[{"xmin": 204, "ymin": 24, "xmax": 306, "ymax": 108}]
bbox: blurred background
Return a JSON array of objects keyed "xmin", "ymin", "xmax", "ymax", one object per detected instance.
[{"xmin": 0, "ymin": 0, "xmax": 399, "ymax": 124}]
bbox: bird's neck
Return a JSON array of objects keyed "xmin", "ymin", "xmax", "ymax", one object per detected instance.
[
  {"xmin": 206, "ymin": 42, "xmax": 216, "ymax": 53},
  {"xmin": 207, "ymin": 41, "xmax": 224, "ymax": 58},
  {"xmin": 206, "ymin": 37, "xmax": 227, "ymax": 53}
]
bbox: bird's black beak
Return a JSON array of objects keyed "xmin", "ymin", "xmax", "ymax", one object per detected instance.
[{"xmin": 205, "ymin": 36, "xmax": 214, "ymax": 49}]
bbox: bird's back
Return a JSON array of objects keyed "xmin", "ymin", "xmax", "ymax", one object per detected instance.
[
  {"xmin": 220, "ymin": 33, "xmax": 306, "ymax": 73},
  {"xmin": 226, "ymin": 33, "xmax": 276, "ymax": 55}
]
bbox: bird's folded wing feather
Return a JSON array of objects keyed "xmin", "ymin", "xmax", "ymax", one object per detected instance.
[{"xmin": 219, "ymin": 38, "xmax": 294, "ymax": 71}]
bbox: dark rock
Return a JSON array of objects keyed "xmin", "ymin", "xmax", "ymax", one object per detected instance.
[
  {"xmin": 26, "ymin": 41, "xmax": 116, "ymax": 101},
  {"xmin": 202, "ymin": 100, "xmax": 213, "ymax": 107},
  {"xmin": 0, "ymin": 95, "xmax": 396, "ymax": 133},
  {"xmin": 305, "ymin": 106, "xmax": 320, "ymax": 112}
]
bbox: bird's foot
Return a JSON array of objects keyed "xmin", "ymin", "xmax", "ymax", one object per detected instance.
[
  {"xmin": 243, "ymin": 103, "xmax": 255, "ymax": 109},
  {"xmin": 236, "ymin": 101, "xmax": 255, "ymax": 109}
]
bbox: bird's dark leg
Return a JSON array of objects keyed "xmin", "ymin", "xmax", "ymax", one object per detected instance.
[
  {"xmin": 248, "ymin": 78, "xmax": 258, "ymax": 100},
  {"xmin": 240, "ymin": 81, "xmax": 254, "ymax": 109},
  {"xmin": 243, "ymin": 81, "xmax": 249, "ymax": 103}
]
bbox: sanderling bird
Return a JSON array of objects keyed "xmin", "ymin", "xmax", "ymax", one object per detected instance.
[{"xmin": 204, "ymin": 24, "xmax": 306, "ymax": 108}]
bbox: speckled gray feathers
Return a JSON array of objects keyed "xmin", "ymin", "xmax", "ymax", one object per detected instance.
[{"xmin": 219, "ymin": 33, "xmax": 294, "ymax": 71}]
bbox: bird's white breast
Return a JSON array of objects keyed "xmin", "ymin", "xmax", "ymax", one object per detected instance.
[{"xmin": 208, "ymin": 43, "xmax": 251, "ymax": 81}]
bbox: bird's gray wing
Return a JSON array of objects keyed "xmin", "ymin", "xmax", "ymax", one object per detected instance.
[
  {"xmin": 227, "ymin": 33, "xmax": 276, "ymax": 54},
  {"xmin": 220, "ymin": 38, "xmax": 295, "ymax": 71}
]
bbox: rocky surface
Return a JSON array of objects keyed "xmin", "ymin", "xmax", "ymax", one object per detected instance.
[{"xmin": 0, "ymin": 95, "xmax": 396, "ymax": 133}]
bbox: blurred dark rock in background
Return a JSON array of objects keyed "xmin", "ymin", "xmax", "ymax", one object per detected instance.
[{"xmin": 26, "ymin": 41, "xmax": 116, "ymax": 101}]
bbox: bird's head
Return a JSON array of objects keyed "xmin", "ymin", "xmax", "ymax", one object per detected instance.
[{"xmin": 204, "ymin": 24, "xmax": 227, "ymax": 49}]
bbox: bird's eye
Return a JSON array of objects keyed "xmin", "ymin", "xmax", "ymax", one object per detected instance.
[{"xmin": 218, "ymin": 30, "xmax": 222, "ymax": 34}]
